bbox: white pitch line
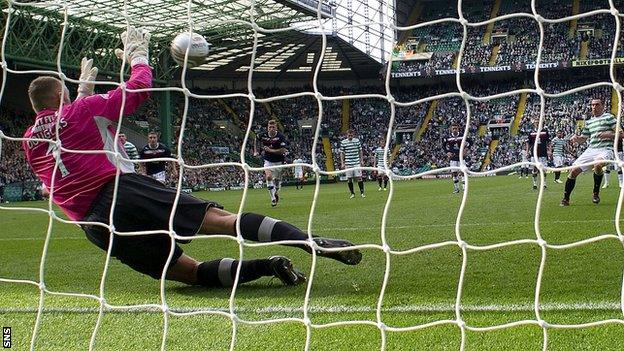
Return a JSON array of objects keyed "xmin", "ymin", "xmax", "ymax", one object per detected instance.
[
  {"xmin": 0, "ymin": 218, "xmax": 619, "ymax": 241},
  {"xmin": 318, "ymin": 218, "xmax": 620, "ymax": 231},
  {"xmin": 0, "ymin": 302, "xmax": 620, "ymax": 314}
]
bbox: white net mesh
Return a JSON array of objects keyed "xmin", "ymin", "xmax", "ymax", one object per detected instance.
[{"xmin": 2, "ymin": 0, "xmax": 624, "ymax": 350}]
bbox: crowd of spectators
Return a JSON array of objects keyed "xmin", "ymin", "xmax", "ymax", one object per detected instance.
[
  {"xmin": 392, "ymin": 0, "xmax": 624, "ymax": 75},
  {"xmin": 1, "ymin": 73, "xmax": 622, "ymax": 200}
]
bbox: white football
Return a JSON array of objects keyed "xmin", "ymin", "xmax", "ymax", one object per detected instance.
[{"xmin": 170, "ymin": 32, "xmax": 210, "ymax": 68}]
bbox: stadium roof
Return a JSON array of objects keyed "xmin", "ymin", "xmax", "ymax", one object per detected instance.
[
  {"xmin": 5, "ymin": 0, "xmax": 394, "ymax": 80},
  {"xmin": 181, "ymin": 30, "xmax": 382, "ymax": 79}
]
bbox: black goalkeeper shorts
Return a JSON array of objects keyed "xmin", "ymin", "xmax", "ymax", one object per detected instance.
[{"xmin": 80, "ymin": 173, "xmax": 222, "ymax": 279}]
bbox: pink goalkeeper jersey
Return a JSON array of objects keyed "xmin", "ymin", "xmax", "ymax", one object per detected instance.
[{"xmin": 23, "ymin": 64, "xmax": 152, "ymax": 221}]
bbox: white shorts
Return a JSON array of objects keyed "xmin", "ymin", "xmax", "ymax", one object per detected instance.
[
  {"xmin": 553, "ymin": 155, "xmax": 564, "ymax": 167},
  {"xmin": 573, "ymin": 148, "xmax": 614, "ymax": 172},
  {"xmin": 530, "ymin": 156, "xmax": 548, "ymax": 167},
  {"xmin": 294, "ymin": 170, "xmax": 303, "ymax": 179},
  {"xmin": 149, "ymin": 171, "xmax": 166, "ymax": 184},
  {"xmin": 345, "ymin": 168, "xmax": 362, "ymax": 179},
  {"xmin": 263, "ymin": 160, "xmax": 283, "ymax": 178},
  {"xmin": 450, "ymin": 160, "xmax": 460, "ymax": 169}
]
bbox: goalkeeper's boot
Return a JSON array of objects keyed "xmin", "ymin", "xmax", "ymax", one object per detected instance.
[
  {"xmin": 592, "ymin": 192, "xmax": 601, "ymax": 204},
  {"xmin": 560, "ymin": 198, "xmax": 570, "ymax": 207},
  {"xmin": 268, "ymin": 256, "xmax": 306, "ymax": 286},
  {"xmin": 311, "ymin": 237, "xmax": 362, "ymax": 265}
]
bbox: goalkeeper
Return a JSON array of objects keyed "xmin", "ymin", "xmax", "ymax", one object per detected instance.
[{"xmin": 22, "ymin": 27, "xmax": 361, "ymax": 288}]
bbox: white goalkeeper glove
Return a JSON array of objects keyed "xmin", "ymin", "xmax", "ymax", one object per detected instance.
[
  {"xmin": 114, "ymin": 26, "xmax": 151, "ymax": 66},
  {"xmin": 76, "ymin": 57, "xmax": 98, "ymax": 99}
]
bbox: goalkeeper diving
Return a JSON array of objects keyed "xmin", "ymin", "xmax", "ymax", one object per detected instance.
[{"xmin": 22, "ymin": 27, "xmax": 362, "ymax": 288}]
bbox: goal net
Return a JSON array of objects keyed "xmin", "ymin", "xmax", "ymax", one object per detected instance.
[{"xmin": 1, "ymin": 0, "xmax": 624, "ymax": 350}]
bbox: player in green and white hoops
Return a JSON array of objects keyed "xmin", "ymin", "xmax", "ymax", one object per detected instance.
[
  {"xmin": 561, "ymin": 97, "xmax": 616, "ymax": 206},
  {"xmin": 340, "ymin": 129, "xmax": 365, "ymax": 198},
  {"xmin": 373, "ymin": 139, "xmax": 388, "ymax": 191}
]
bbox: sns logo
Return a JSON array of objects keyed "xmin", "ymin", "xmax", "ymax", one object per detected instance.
[{"xmin": 2, "ymin": 327, "xmax": 10, "ymax": 348}]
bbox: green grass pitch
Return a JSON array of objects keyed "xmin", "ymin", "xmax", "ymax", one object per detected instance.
[{"xmin": 2, "ymin": 174, "xmax": 624, "ymax": 350}]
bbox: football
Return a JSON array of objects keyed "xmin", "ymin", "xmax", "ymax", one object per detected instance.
[{"xmin": 170, "ymin": 32, "xmax": 210, "ymax": 68}]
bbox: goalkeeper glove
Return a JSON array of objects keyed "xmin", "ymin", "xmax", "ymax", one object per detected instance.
[
  {"xmin": 76, "ymin": 57, "xmax": 98, "ymax": 99},
  {"xmin": 114, "ymin": 26, "xmax": 151, "ymax": 66}
]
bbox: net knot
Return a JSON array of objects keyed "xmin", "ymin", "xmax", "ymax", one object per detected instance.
[
  {"xmin": 536, "ymin": 239, "xmax": 547, "ymax": 247},
  {"xmin": 610, "ymin": 7, "xmax": 620, "ymax": 16},
  {"xmin": 303, "ymin": 317, "xmax": 312, "ymax": 327},
  {"xmin": 386, "ymin": 95, "xmax": 395, "ymax": 104},
  {"xmin": 533, "ymin": 14, "xmax": 545, "ymax": 23},
  {"xmin": 315, "ymin": 91, "xmax": 323, "ymax": 100},
  {"xmin": 377, "ymin": 321, "xmax": 387, "ymax": 331},
  {"xmin": 460, "ymin": 91, "xmax": 470, "ymax": 101},
  {"xmin": 457, "ymin": 240, "xmax": 468, "ymax": 250},
  {"xmin": 537, "ymin": 319, "xmax": 549, "ymax": 329},
  {"xmin": 535, "ymin": 87, "xmax": 545, "ymax": 96},
  {"xmin": 456, "ymin": 319, "xmax": 466, "ymax": 329}
]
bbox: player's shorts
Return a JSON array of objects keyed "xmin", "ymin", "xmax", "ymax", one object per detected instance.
[
  {"xmin": 80, "ymin": 173, "xmax": 222, "ymax": 279},
  {"xmin": 149, "ymin": 171, "xmax": 166, "ymax": 183},
  {"xmin": 530, "ymin": 156, "xmax": 548, "ymax": 167},
  {"xmin": 294, "ymin": 170, "xmax": 304, "ymax": 179},
  {"xmin": 553, "ymin": 155, "xmax": 564, "ymax": 167},
  {"xmin": 345, "ymin": 167, "xmax": 362, "ymax": 178},
  {"xmin": 263, "ymin": 160, "xmax": 283, "ymax": 178},
  {"xmin": 573, "ymin": 148, "xmax": 614, "ymax": 172}
]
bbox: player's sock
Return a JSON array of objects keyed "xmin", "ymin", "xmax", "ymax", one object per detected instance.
[
  {"xmin": 267, "ymin": 180, "xmax": 276, "ymax": 201},
  {"xmin": 383, "ymin": 177, "xmax": 388, "ymax": 189},
  {"xmin": 532, "ymin": 172, "xmax": 537, "ymax": 187},
  {"xmin": 594, "ymin": 171, "xmax": 604, "ymax": 194},
  {"xmin": 357, "ymin": 180, "xmax": 364, "ymax": 194},
  {"xmin": 453, "ymin": 176, "xmax": 459, "ymax": 191},
  {"xmin": 238, "ymin": 213, "xmax": 308, "ymax": 242},
  {"xmin": 378, "ymin": 178, "xmax": 382, "ymax": 188},
  {"xmin": 603, "ymin": 170, "xmax": 610, "ymax": 186},
  {"xmin": 564, "ymin": 178, "xmax": 576, "ymax": 200},
  {"xmin": 197, "ymin": 258, "xmax": 272, "ymax": 287},
  {"xmin": 618, "ymin": 170, "xmax": 623, "ymax": 187},
  {"xmin": 554, "ymin": 171, "xmax": 560, "ymax": 181},
  {"xmin": 348, "ymin": 180, "xmax": 354, "ymax": 195}
]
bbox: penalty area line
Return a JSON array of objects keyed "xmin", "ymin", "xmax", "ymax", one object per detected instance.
[
  {"xmin": 0, "ymin": 301, "xmax": 620, "ymax": 314},
  {"xmin": 0, "ymin": 218, "xmax": 618, "ymax": 241}
]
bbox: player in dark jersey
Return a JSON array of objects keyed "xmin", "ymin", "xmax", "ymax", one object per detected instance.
[
  {"xmin": 526, "ymin": 120, "xmax": 552, "ymax": 190},
  {"xmin": 140, "ymin": 131, "xmax": 171, "ymax": 184},
  {"xmin": 444, "ymin": 123, "xmax": 467, "ymax": 193},
  {"xmin": 254, "ymin": 119, "xmax": 288, "ymax": 206}
]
